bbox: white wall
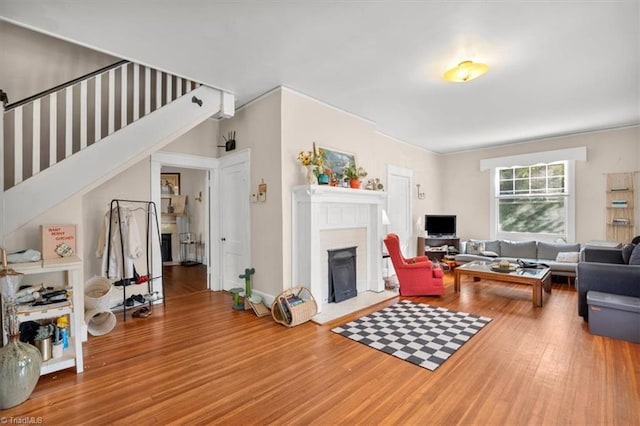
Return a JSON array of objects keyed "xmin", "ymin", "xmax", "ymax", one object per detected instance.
[
  {"xmin": 442, "ymin": 126, "xmax": 640, "ymax": 243},
  {"xmin": 218, "ymin": 90, "xmax": 282, "ymax": 297}
]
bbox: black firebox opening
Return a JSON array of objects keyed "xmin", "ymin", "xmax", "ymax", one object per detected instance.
[{"xmin": 328, "ymin": 246, "xmax": 357, "ymax": 303}]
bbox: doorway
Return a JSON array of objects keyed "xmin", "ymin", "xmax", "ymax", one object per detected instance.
[
  {"xmin": 151, "ymin": 150, "xmax": 251, "ymax": 300},
  {"xmin": 160, "ymin": 165, "xmax": 208, "ymax": 298}
]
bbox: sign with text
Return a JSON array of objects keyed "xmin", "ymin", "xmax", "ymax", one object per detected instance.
[{"xmin": 41, "ymin": 224, "xmax": 77, "ymax": 259}]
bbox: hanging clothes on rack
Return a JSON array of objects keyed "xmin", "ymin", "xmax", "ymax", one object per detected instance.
[
  {"xmin": 100, "ymin": 199, "xmax": 165, "ymax": 321},
  {"xmin": 96, "ymin": 205, "xmax": 143, "ymax": 280}
]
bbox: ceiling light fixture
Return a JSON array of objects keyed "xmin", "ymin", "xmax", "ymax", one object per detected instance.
[{"xmin": 443, "ymin": 60, "xmax": 489, "ymax": 83}]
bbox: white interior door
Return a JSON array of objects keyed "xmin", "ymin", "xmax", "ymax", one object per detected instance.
[
  {"xmin": 387, "ymin": 165, "xmax": 413, "ymax": 256},
  {"xmin": 219, "ymin": 152, "xmax": 250, "ymax": 291}
]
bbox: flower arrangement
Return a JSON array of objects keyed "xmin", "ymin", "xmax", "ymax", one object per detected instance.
[
  {"xmin": 297, "ymin": 143, "xmax": 324, "ymax": 172},
  {"xmin": 343, "ymin": 161, "xmax": 367, "ymax": 180}
]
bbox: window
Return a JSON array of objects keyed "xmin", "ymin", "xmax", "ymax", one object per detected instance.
[
  {"xmin": 496, "ymin": 161, "xmax": 569, "ymax": 239},
  {"xmin": 481, "ymin": 147, "xmax": 584, "ymax": 243}
]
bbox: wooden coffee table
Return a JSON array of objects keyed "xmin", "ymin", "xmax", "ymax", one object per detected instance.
[{"xmin": 454, "ymin": 261, "xmax": 551, "ymax": 307}]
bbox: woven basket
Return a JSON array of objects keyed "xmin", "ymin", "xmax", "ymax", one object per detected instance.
[{"xmin": 271, "ymin": 286, "xmax": 317, "ymax": 327}]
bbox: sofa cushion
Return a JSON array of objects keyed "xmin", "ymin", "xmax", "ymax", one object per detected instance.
[
  {"xmin": 544, "ymin": 260, "xmax": 578, "ymax": 273},
  {"xmin": 500, "ymin": 240, "xmax": 537, "ymax": 258},
  {"xmin": 622, "ymin": 243, "xmax": 636, "ymax": 264},
  {"xmin": 629, "ymin": 244, "xmax": 640, "ymax": 265},
  {"xmin": 537, "ymin": 241, "xmax": 581, "ymax": 261},
  {"xmin": 483, "ymin": 240, "xmax": 501, "ymax": 254},
  {"xmin": 556, "ymin": 252, "xmax": 580, "ymax": 263},
  {"xmin": 466, "ymin": 240, "xmax": 485, "ymax": 255},
  {"xmin": 455, "ymin": 254, "xmax": 493, "ymax": 263}
]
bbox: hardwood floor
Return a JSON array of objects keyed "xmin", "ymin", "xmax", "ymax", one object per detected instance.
[
  {"xmin": 162, "ymin": 263, "xmax": 208, "ymax": 298},
  {"xmin": 3, "ymin": 274, "xmax": 638, "ymax": 425}
]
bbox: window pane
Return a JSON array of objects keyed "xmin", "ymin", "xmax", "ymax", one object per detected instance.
[
  {"xmin": 531, "ymin": 178, "xmax": 546, "ymax": 192},
  {"xmin": 498, "ymin": 197, "xmax": 566, "ymax": 234},
  {"xmin": 515, "ymin": 167, "xmax": 529, "ymax": 179},
  {"xmin": 500, "ymin": 168, "xmax": 513, "ymax": 180},
  {"xmin": 515, "ymin": 179, "xmax": 529, "ymax": 193},
  {"xmin": 549, "ymin": 176, "xmax": 565, "ymax": 191},
  {"xmin": 531, "ymin": 165, "xmax": 546, "ymax": 178},
  {"xmin": 500, "ymin": 180, "xmax": 514, "ymax": 194},
  {"xmin": 548, "ymin": 163, "xmax": 564, "ymax": 176}
]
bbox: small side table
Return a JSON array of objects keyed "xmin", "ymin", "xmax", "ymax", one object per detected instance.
[{"xmin": 441, "ymin": 259, "xmax": 457, "ymax": 273}]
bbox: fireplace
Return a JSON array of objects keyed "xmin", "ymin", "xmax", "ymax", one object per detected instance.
[
  {"xmin": 292, "ymin": 185, "xmax": 387, "ymax": 313},
  {"xmin": 161, "ymin": 233, "xmax": 172, "ymax": 262},
  {"xmin": 328, "ymin": 247, "xmax": 357, "ymax": 303}
]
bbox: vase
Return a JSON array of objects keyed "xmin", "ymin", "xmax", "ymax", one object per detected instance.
[
  {"xmin": 0, "ymin": 268, "xmax": 42, "ymax": 409},
  {"xmin": 0, "ymin": 335, "xmax": 42, "ymax": 409},
  {"xmin": 349, "ymin": 179, "xmax": 361, "ymax": 189},
  {"xmin": 317, "ymin": 173, "xmax": 329, "ymax": 185},
  {"xmin": 305, "ymin": 165, "xmax": 318, "ymax": 185}
]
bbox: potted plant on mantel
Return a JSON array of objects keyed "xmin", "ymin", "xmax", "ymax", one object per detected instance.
[{"xmin": 343, "ymin": 161, "xmax": 367, "ymax": 189}]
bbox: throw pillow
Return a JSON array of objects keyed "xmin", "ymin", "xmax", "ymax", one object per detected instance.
[
  {"xmin": 556, "ymin": 252, "xmax": 579, "ymax": 263},
  {"xmin": 481, "ymin": 250, "xmax": 499, "ymax": 257},
  {"xmin": 466, "ymin": 240, "xmax": 485, "ymax": 255},
  {"xmin": 628, "ymin": 244, "xmax": 640, "ymax": 265},
  {"xmin": 621, "ymin": 243, "xmax": 636, "ymax": 264}
]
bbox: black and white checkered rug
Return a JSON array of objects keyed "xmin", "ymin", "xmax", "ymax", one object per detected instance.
[{"xmin": 331, "ymin": 300, "xmax": 492, "ymax": 371}]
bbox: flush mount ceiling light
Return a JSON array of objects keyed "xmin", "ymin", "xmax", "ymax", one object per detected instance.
[{"xmin": 443, "ymin": 60, "xmax": 489, "ymax": 82}]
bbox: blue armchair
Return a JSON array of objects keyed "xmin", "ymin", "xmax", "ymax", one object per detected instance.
[{"xmin": 576, "ymin": 247, "xmax": 640, "ymax": 321}]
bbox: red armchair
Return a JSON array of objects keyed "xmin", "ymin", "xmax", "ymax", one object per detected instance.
[{"xmin": 384, "ymin": 233, "xmax": 445, "ymax": 296}]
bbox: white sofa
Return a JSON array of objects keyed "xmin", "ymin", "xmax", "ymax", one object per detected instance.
[{"xmin": 454, "ymin": 239, "xmax": 581, "ymax": 279}]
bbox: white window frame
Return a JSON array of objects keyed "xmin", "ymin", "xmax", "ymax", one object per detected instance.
[{"xmin": 480, "ymin": 147, "xmax": 587, "ymax": 243}]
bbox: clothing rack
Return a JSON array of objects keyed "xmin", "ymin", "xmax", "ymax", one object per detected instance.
[{"xmin": 106, "ymin": 199, "xmax": 165, "ymax": 320}]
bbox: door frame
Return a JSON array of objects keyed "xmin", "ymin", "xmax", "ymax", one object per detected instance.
[
  {"xmin": 386, "ymin": 164, "xmax": 413, "ymax": 256},
  {"xmin": 151, "ymin": 149, "xmax": 250, "ymax": 293}
]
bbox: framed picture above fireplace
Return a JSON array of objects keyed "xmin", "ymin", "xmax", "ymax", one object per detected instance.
[{"xmin": 319, "ymin": 147, "xmax": 356, "ymax": 181}]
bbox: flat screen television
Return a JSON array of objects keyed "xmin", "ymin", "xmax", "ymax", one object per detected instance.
[{"xmin": 425, "ymin": 215, "xmax": 456, "ymax": 237}]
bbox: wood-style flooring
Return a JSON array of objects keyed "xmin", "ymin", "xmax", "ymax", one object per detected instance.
[
  {"xmin": 2, "ymin": 271, "xmax": 639, "ymax": 425},
  {"xmin": 162, "ymin": 263, "xmax": 208, "ymax": 298}
]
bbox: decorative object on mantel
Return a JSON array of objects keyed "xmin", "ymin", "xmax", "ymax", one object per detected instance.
[
  {"xmin": 343, "ymin": 161, "xmax": 367, "ymax": 189},
  {"xmin": 319, "ymin": 146, "xmax": 356, "ymax": 183},
  {"xmin": 365, "ymin": 178, "xmax": 384, "ymax": 191},
  {"xmin": 297, "ymin": 143, "xmax": 325, "ymax": 185},
  {"xmin": 0, "ymin": 248, "xmax": 42, "ymax": 409}
]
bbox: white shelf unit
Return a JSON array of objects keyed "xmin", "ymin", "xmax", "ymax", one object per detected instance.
[
  {"xmin": 605, "ymin": 172, "xmax": 635, "ymax": 244},
  {"xmin": 1, "ymin": 257, "xmax": 84, "ymax": 375}
]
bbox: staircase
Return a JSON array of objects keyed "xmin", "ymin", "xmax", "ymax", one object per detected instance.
[{"xmin": 1, "ymin": 60, "xmax": 233, "ymax": 236}]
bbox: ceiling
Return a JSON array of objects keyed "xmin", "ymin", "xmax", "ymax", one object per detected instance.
[{"xmin": 1, "ymin": 1, "xmax": 638, "ymax": 153}]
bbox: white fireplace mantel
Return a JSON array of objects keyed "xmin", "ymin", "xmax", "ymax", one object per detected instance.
[{"xmin": 292, "ymin": 185, "xmax": 388, "ymax": 313}]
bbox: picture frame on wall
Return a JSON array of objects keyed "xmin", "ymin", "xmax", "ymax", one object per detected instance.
[
  {"xmin": 319, "ymin": 147, "xmax": 356, "ymax": 181},
  {"xmin": 161, "ymin": 173, "xmax": 180, "ymax": 195}
]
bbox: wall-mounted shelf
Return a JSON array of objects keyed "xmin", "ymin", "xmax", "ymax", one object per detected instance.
[{"xmin": 605, "ymin": 173, "xmax": 635, "ymax": 244}]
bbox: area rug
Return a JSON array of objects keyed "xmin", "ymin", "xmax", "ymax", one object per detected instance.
[{"xmin": 331, "ymin": 300, "xmax": 492, "ymax": 371}]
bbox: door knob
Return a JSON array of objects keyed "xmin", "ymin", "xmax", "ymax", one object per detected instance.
[{"xmin": 221, "ymin": 237, "xmax": 226, "ymax": 242}]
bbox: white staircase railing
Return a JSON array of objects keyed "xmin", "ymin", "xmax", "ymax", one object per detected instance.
[{"xmin": 3, "ymin": 60, "xmax": 200, "ymax": 190}]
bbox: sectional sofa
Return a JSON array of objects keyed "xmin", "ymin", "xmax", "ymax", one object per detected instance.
[{"xmin": 454, "ymin": 239, "xmax": 581, "ymax": 280}]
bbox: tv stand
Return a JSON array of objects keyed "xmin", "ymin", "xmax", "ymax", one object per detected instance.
[{"xmin": 417, "ymin": 237, "xmax": 460, "ymax": 261}]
